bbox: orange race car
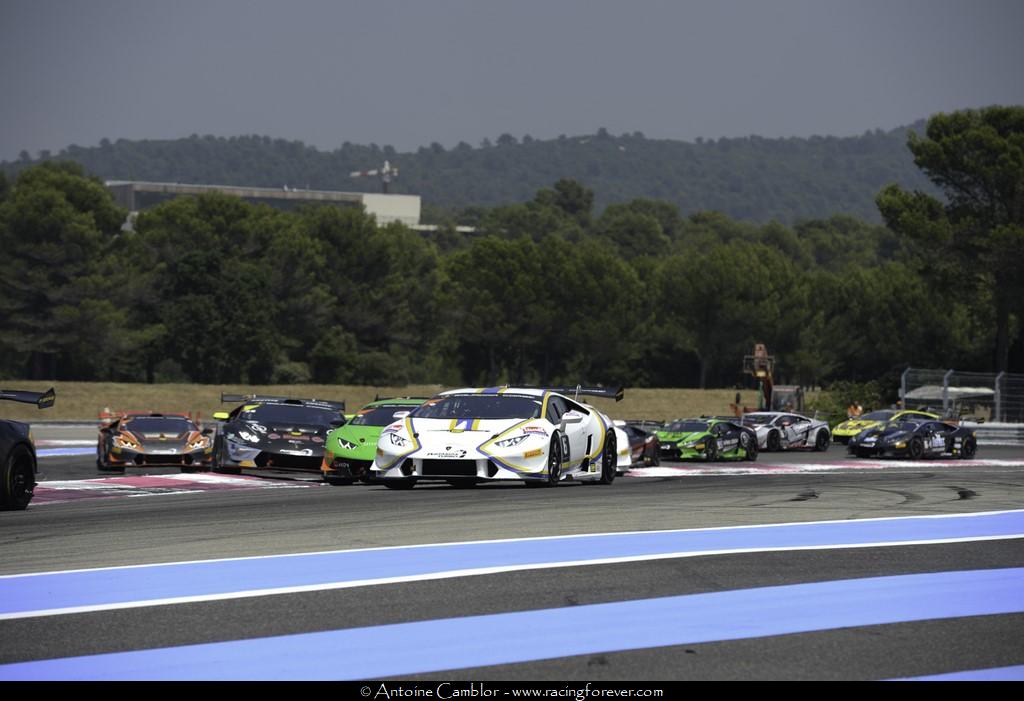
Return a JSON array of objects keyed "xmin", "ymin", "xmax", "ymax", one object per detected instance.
[{"xmin": 96, "ymin": 411, "xmax": 214, "ymax": 473}]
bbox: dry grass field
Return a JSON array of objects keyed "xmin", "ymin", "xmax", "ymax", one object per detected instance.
[{"xmin": 0, "ymin": 382, "xmax": 810, "ymax": 423}]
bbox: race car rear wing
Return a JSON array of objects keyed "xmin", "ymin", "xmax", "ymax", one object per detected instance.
[
  {"xmin": 0, "ymin": 388, "xmax": 55, "ymax": 409},
  {"xmin": 220, "ymin": 393, "xmax": 346, "ymax": 411},
  {"xmin": 372, "ymin": 394, "xmax": 433, "ymax": 402},
  {"xmin": 538, "ymin": 386, "xmax": 624, "ymax": 402},
  {"xmin": 99, "ymin": 410, "xmax": 200, "ymax": 424}
]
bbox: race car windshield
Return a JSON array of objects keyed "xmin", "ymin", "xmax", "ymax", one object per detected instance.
[
  {"xmin": 885, "ymin": 420, "xmax": 920, "ymax": 431},
  {"xmin": 860, "ymin": 410, "xmax": 896, "ymax": 421},
  {"xmin": 351, "ymin": 405, "xmax": 418, "ymax": 426},
  {"xmin": 124, "ymin": 417, "xmax": 196, "ymax": 433},
  {"xmin": 665, "ymin": 421, "xmax": 708, "ymax": 433},
  {"xmin": 238, "ymin": 404, "xmax": 340, "ymax": 425},
  {"xmin": 413, "ymin": 395, "xmax": 542, "ymax": 420}
]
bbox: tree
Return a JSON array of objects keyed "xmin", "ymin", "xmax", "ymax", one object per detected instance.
[
  {"xmin": 0, "ymin": 162, "xmax": 128, "ymax": 379},
  {"xmin": 877, "ymin": 107, "xmax": 1024, "ymax": 371}
]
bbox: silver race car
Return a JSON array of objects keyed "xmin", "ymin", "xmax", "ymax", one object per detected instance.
[{"xmin": 740, "ymin": 411, "xmax": 831, "ymax": 452}]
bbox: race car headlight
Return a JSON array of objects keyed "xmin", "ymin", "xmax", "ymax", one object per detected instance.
[
  {"xmin": 336, "ymin": 438, "xmax": 358, "ymax": 451},
  {"xmin": 115, "ymin": 436, "xmax": 140, "ymax": 449},
  {"xmin": 495, "ymin": 434, "xmax": 529, "ymax": 448},
  {"xmin": 226, "ymin": 438, "xmax": 260, "ymax": 459},
  {"xmin": 388, "ymin": 433, "xmax": 409, "ymax": 447},
  {"xmin": 187, "ymin": 437, "xmax": 209, "ymax": 450},
  {"xmin": 681, "ymin": 440, "xmax": 698, "ymax": 448}
]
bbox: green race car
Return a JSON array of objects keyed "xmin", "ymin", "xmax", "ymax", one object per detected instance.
[
  {"xmin": 321, "ymin": 397, "xmax": 427, "ymax": 484},
  {"xmin": 656, "ymin": 418, "xmax": 758, "ymax": 462}
]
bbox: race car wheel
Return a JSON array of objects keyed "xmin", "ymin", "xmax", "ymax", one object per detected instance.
[
  {"xmin": 766, "ymin": 431, "xmax": 781, "ymax": 452},
  {"xmin": 211, "ymin": 446, "xmax": 241, "ymax": 474},
  {"xmin": 961, "ymin": 438, "xmax": 977, "ymax": 460},
  {"xmin": 909, "ymin": 437, "xmax": 925, "ymax": 459},
  {"xmin": 599, "ymin": 435, "xmax": 616, "ymax": 485},
  {"xmin": 645, "ymin": 445, "xmax": 660, "ymax": 467},
  {"xmin": 383, "ymin": 478, "xmax": 417, "ymax": 490},
  {"xmin": 814, "ymin": 430, "xmax": 830, "ymax": 452},
  {"xmin": 1, "ymin": 444, "xmax": 35, "ymax": 511},
  {"xmin": 546, "ymin": 437, "xmax": 562, "ymax": 487},
  {"xmin": 742, "ymin": 432, "xmax": 758, "ymax": 461},
  {"xmin": 705, "ymin": 438, "xmax": 719, "ymax": 462},
  {"xmin": 96, "ymin": 453, "xmax": 124, "ymax": 473}
]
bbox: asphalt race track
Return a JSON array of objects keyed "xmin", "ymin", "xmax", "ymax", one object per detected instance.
[{"xmin": 1, "ymin": 425, "xmax": 1023, "ymax": 681}]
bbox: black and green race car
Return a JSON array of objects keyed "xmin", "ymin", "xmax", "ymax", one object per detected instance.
[
  {"xmin": 321, "ymin": 397, "xmax": 427, "ymax": 484},
  {"xmin": 655, "ymin": 418, "xmax": 758, "ymax": 462}
]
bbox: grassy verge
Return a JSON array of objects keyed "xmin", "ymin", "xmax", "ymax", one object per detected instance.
[{"xmin": 0, "ymin": 382, "xmax": 805, "ymax": 423}]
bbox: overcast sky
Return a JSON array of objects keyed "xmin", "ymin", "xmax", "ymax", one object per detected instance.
[{"xmin": 2, "ymin": 0, "xmax": 1022, "ymax": 161}]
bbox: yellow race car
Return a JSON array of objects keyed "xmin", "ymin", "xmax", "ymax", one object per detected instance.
[{"xmin": 832, "ymin": 409, "xmax": 938, "ymax": 444}]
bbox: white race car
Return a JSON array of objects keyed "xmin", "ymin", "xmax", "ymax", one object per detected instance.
[
  {"xmin": 372, "ymin": 386, "xmax": 623, "ymax": 489},
  {"xmin": 740, "ymin": 411, "xmax": 831, "ymax": 452}
]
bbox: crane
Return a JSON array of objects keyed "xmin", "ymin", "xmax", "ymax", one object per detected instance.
[
  {"xmin": 742, "ymin": 343, "xmax": 804, "ymax": 413},
  {"xmin": 349, "ymin": 160, "xmax": 398, "ymax": 194}
]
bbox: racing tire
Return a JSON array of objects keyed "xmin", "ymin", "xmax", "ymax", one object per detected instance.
[
  {"xmin": 383, "ymin": 479, "xmax": 417, "ymax": 490},
  {"xmin": 211, "ymin": 446, "xmax": 241, "ymax": 475},
  {"xmin": 599, "ymin": 435, "xmax": 616, "ymax": 485},
  {"xmin": 545, "ymin": 437, "xmax": 562, "ymax": 487},
  {"xmin": 1, "ymin": 444, "xmax": 35, "ymax": 511},
  {"xmin": 814, "ymin": 430, "xmax": 830, "ymax": 452},
  {"xmin": 96, "ymin": 454, "xmax": 124, "ymax": 473},
  {"xmin": 766, "ymin": 430, "xmax": 781, "ymax": 452},
  {"xmin": 742, "ymin": 432, "xmax": 758, "ymax": 461},
  {"xmin": 705, "ymin": 438, "xmax": 719, "ymax": 462},
  {"xmin": 909, "ymin": 437, "xmax": 925, "ymax": 460},
  {"xmin": 645, "ymin": 446, "xmax": 660, "ymax": 467},
  {"xmin": 960, "ymin": 438, "xmax": 977, "ymax": 460}
]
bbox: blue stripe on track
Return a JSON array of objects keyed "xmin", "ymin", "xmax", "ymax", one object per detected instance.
[
  {"xmin": 2, "ymin": 511, "xmax": 1023, "ymax": 618},
  {"xmin": 892, "ymin": 663, "xmax": 1024, "ymax": 679},
  {"xmin": 37, "ymin": 447, "xmax": 94, "ymax": 457},
  {"xmin": 893, "ymin": 664, "xmax": 1024, "ymax": 681},
  {"xmin": 1, "ymin": 568, "xmax": 1021, "ymax": 680}
]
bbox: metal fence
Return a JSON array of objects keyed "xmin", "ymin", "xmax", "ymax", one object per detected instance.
[{"xmin": 901, "ymin": 368, "xmax": 1024, "ymax": 423}]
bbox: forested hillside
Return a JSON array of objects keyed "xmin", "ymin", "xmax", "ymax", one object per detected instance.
[
  {"xmin": 0, "ymin": 163, "xmax": 1010, "ymax": 390},
  {"xmin": 2, "ymin": 123, "xmax": 938, "ymax": 225}
]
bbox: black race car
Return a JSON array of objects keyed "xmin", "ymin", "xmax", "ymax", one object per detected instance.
[
  {"xmin": 848, "ymin": 418, "xmax": 978, "ymax": 459},
  {"xmin": 619, "ymin": 422, "xmax": 661, "ymax": 466},
  {"xmin": 211, "ymin": 394, "xmax": 346, "ymax": 475},
  {"xmin": 1, "ymin": 388, "xmax": 54, "ymax": 510}
]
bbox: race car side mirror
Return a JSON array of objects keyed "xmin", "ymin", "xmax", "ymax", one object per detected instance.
[
  {"xmin": 392, "ymin": 411, "xmax": 411, "ymax": 420},
  {"xmin": 330, "ymin": 418, "xmax": 346, "ymax": 427},
  {"xmin": 560, "ymin": 411, "xmax": 586, "ymax": 430},
  {"xmin": 212, "ymin": 412, "xmax": 230, "ymax": 421}
]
